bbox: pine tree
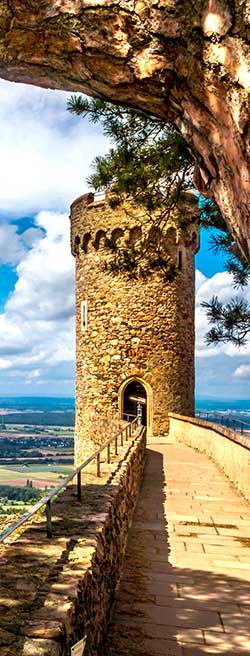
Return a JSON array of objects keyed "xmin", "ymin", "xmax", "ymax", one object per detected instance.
[{"xmin": 68, "ymin": 97, "xmax": 250, "ymax": 345}]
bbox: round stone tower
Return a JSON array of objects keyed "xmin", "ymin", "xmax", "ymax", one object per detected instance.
[{"xmin": 70, "ymin": 191, "xmax": 199, "ymax": 463}]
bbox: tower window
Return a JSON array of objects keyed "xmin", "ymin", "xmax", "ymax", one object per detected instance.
[
  {"xmin": 178, "ymin": 250, "xmax": 183, "ymax": 271},
  {"xmin": 82, "ymin": 232, "xmax": 91, "ymax": 253},
  {"xmin": 74, "ymin": 235, "xmax": 80, "ymax": 254},
  {"xmin": 81, "ymin": 300, "xmax": 88, "ymax": 332}
]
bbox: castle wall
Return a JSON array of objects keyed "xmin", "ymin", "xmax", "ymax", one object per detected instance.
[
  {"xmin": 169, "ymin": 413, "xmax": 250, "ymax": 501},
  {"xmin": 70, "ymin": 193, "xmax": 198, "ymax": 464}
]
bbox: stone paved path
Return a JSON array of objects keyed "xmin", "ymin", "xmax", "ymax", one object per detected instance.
[{"xmin": 104, "ymin": 438, "xmax": 250, "ymax": 655}]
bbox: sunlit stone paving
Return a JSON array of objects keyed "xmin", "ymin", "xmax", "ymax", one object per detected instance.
[{"xmin": 104, "ymin": 437, "xmax": 250, "ymax": 655}]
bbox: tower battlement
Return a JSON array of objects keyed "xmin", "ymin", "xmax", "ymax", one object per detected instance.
[
  {"xmin": 70, "ymin": 193, "xmax": 200, "ymax": 464},
  {"xmin": 70, "ymin": 191, "xmax": 199, "ymax": 257}
]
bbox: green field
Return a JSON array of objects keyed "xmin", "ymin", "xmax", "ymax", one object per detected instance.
[
  {"xmin": 2, "ymin": 464, "xmax": 73, "ymax": 474},
  {"xmin": 3, "ymin": 423, "xmax": 74, "ymax": 435},
  {"xmin": 0, "ymin": 500, "xmax": 31, "ymax": 515},
  {"xmin": 0, "ymin": 463, "xmax": 73, "ymax": 489}
]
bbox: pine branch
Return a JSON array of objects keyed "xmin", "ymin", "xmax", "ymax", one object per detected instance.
[{"xmin": 201, "ymin": 296, "xmax": 250, "ymax": 345}]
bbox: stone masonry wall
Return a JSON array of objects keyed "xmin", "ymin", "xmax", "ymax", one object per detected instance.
[
  {"xmin": 70, "ymin": 193, "xmax": 199, "ymax": 463},
  {"xmin": 168, "ymin": 413, "xmax": 250, "ymax": 500},
  {"xmin": 0, "ymin": 427, "xmax": 146, "ymax": 656}
]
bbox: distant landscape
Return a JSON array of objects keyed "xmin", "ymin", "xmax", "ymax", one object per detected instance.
[
  {"xmin": 195, "ymin": 397, "xmax": 250, "ymax": 430},
  {"xmin": 1, "ymin": 395, "xmax": 250, "ymax": 529},
  {"xmin": 0, "ymin": 395, "xmax": 75, "ymax": 425},
  {"xmin": 0, "ymin": 397, "xmax": 75, "ymax": 523}
]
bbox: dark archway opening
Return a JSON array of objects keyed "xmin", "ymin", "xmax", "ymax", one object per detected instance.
[{"xmin": 123, "ymin": 380, "xmax": 147, "ymax": 426}]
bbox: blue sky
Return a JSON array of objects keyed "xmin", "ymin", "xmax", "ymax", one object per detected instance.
[{"xmin": 0, "ymin": 78, "xmax": 249, "ymax": 400}]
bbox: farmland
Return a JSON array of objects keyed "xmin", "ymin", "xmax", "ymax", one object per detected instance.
[
  {"xmin": 0, "ymin": 451, "xmax": 74, "ymax": 530},
  {"xmin": 0, "ymin": 462, "xmax": 73, "ymax": 487},
  {"xmin": 0, "ymin": 398, "xmax": 75, "ymax": 533}
]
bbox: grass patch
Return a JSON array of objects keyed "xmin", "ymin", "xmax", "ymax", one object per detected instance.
[
  {"xmin": 0, "ymin": 465, "xmax": 73, "ymax": 489},
  {"xmin": 2, "ymin": 464, "xmax": 73, "ymax": 474}
]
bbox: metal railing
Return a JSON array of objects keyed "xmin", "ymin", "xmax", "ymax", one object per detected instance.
[
  {"xmin": 122, "ymin": 412, "xmax": 137, "ymax": 422},
  {"xmin": 195, "ymin": 411, "xmax": 250, "ymax": 436},
  {"xmin": 0, "ymin": 418, "xmax": 139, "ymax": 544}
]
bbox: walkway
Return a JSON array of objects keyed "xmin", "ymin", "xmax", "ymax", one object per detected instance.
[{"xmin": 104, "ymin": 437, "xmax": 250, "ymax": 655}]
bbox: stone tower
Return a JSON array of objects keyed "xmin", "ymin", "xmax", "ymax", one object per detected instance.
[{"xmin": 70, "ymin": 192, "xmax": 199, "ymax": 464}]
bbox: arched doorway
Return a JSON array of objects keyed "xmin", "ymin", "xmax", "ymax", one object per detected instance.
[{"xmin": 123, "ymin": 380, "xmax": 147, "ymax": 426}]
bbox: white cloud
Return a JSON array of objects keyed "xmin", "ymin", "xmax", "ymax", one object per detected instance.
[
  {"xmin": 195, "ymin": 269, "xmax": 250, "ymax": 398},
  {"xmin": 195, "ymin": 269, "xmax": 206, "ymax": 293},
  {"xmin": 233, "ymin": 365, "xmax": 250, "ymax": 379},
  {"xmin": 0, "ymin": 220, "xmax": 45, "ymax": 267},
  {"xmin": 0, "ymin": 79, "xmax": 108, "ymax": 216},
  {"xmin": 0, "ymin": 211, "xmax": 75, "ymax": 394},
  {"xmin": 0, "ymin": 78, "xmax": 108, "ymax": 395},
  {"xmin": 195, "ymin": 269, "xmax": 250, "ymax": 358},
  {"xmin": 6, "ymin": 212, "xmax": 74, "ymax": 321},
  {"xmin": 196, "ymin": 270, "xmax": 237, "ymax": 305},
  {"xmin": 0, "ymin": 358, "xmax": 12, "ymax": 370}
]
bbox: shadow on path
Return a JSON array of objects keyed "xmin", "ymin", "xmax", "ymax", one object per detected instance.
[{"xmin": 103, "ymin": 445, "xmax": 250, "ymax": 656}]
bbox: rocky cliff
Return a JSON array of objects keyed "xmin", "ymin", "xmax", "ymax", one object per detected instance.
[{"xmin": 0, "ymin": 1, "xmax": 249, "ymax": 259}]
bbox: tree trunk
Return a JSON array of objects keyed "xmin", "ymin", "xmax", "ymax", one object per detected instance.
[{"xmin": 0, "ymin": 1, "xmax": 249, "ymax": 259}]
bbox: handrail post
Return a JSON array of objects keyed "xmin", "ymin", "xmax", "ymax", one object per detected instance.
[
  {"xmin": 121, "ymin": 429, "xmax": 124, "ymax": 447},
  {"xmin": 125, "ymin": 425, "xmax": 128, "ymax": 440},
  {"xmin": 77, "ymin": 471, "xmax": 82, "ymax": 502},
  {"xmin": 46, "ymin": 499, "xmax": 52, "ymax": 539},
  {"xmin": 107, "ymin": 443, "xmax": 111, "ymax": 464},
  {"xmin": 129, "ymin": 422, "xmax": 132, "ymax": 438},
  {"xmin": 115, "ymin": 434, "xmax": 118, "ymax": 455},
  {"xmin": 97, "ymin": 453, "xmax": 101, "ymax": 477}
]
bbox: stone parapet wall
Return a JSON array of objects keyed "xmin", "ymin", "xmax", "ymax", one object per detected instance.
[
  {"xmin": 0, "ymin": 428, "xmax": 146, "ymax": 656},
  {"xmin": 168, "ymin": 413, "xmax": 250, "ymax": 500}
]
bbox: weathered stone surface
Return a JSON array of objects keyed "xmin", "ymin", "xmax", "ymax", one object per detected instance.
[
  {"xmin": 19, "ymin": 621, "xmax": 65, "ymax": 639},
  {"xmin": 0, "ymin": 1, "xmax": 249, "ymax": 259},
  {"xmin": 22, "ymin": 639, "xmax": 62, "ymax": 656},
  {"xmin": 70, "ymin": 192, "xmax": 199, "ymax": 462}
]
